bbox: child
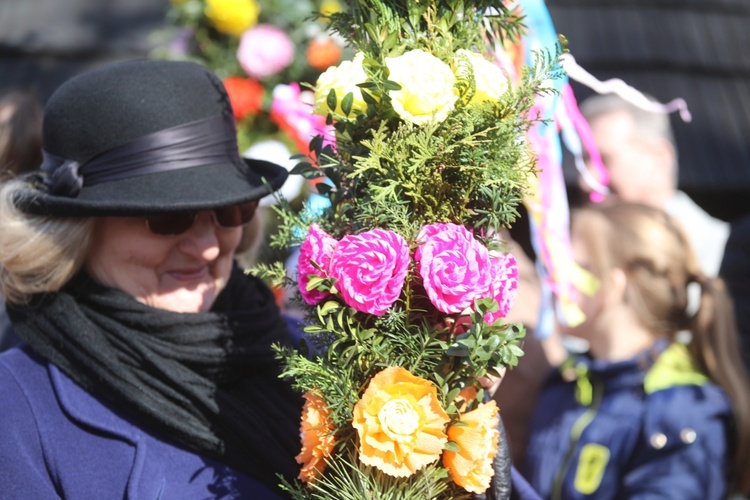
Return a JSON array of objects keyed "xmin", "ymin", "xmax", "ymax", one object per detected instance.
[{"xmin": 524, "ymin": 200, "xmax": 750, "ymax": 498}]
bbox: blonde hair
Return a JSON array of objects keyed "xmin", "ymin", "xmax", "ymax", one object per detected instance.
[
  {"xmin": 573, "ymin": 200, "xmax": 750, "ymax": 493},
  {"xmin": 0, "ymin": 179, "xmax": 94, "ymax": 303}
]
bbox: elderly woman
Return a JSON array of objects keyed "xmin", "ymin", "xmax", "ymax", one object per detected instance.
[{"xmin": 0, "ymin": 60, "xmax": 302, "ymax": 498}]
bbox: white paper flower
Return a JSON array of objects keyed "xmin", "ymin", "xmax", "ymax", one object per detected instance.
[
  {"xmin": 385, "ymin": 49, "xmax": 457, "ymax": 125},
  {"xmin": 313, "ymin": 52, "xmax": 369, "ymax": 119},
  {"xmin": 455, "ymin": 49, "xmax": 508, "ymax": 105}
]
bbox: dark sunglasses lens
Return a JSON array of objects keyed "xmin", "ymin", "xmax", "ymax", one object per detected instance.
[
  {"xmin": 213, "ymin": 201, "xmax": 258, "ymax": 229},
  {"xmin": 146, "ymin": 212, "xmax": 196, "ymax": 236}
]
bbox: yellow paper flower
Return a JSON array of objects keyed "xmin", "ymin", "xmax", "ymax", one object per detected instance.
[
  {"xmin": 313, "ymin": 52, "xmax": 370, "ymax": 118},
  {"xmin": 204, "ymin": 0, "xmax": 260, "ymax": 37},
  {"xmin": 296, "ymin": 392, "xmax": 337, "ymax": 486},
  {"xmin": 352, "ymin": 366, "xmax": 449, "ymax": 477},
  {"xmin": 320, "ymin": 0, "xmax": 343, "ymax": 16},
  {"xmin": 455, "ymin": 49, "xmax": 508, "ymax": 105},
  {"xmin": 385, "ymin": 49, "xmax": 457, "ymax": 125},
  {"xmin": 443, "ymin": 400, "xmax": 500, "ymax": 493}
]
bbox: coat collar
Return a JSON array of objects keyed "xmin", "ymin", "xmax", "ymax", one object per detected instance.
[
  {"xmin": 49, "ymin": 362, "xmax": 140, "ymax": 446},
  {"xmin": 49, "ymin": 362, "xmax": 147, "ymax": 499}
]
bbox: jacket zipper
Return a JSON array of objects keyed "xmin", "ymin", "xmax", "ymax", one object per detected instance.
[{"xmin": 551, "ymin": 363, "xmax": 604, "ymax": 500}]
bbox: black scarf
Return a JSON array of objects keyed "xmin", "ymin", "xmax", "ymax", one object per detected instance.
[{"xmin": 8, "ymin": 265, "xmax": 303, "ymax": 494}]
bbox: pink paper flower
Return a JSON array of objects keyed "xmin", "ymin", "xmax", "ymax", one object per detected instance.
[
  {"xmin": 416, "ymin": 223, "xmax": 492, "ymax": 314},
  {"xmin": 484, "ymin": 252, "xmax": 519, "ymax": 324},
  {"xmin": 330, "ymin": 229, "xmax": 410, "ymax": 316},
  {"xmin": 298, "ymin": 224, "xmax": 338, "ymax": 305},
  {"xmin": 237, "ymin": 24, "xmax": 295, "ymax": 80},
  {"xmin": 270, "ymin": 83, "xmax": 335, "ymax": 156}
]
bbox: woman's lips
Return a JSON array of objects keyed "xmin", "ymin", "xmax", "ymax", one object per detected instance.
[{"xmin": 167, "ymin": 266, "xmax": 209, "ymax": 282}]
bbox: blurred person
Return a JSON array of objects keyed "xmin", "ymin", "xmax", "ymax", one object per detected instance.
[
  {"xmin": 0, "ymin": 90, "xmax": 44, "ymax": 351},
  {"xmin": 493, "ymin": 226, "xmax": 568, "ymax": 468},
  {"xmin": 0, "ymin": 282, "xmax": 15, "ymax": 351},
  {"xmin": 524, "ymin": 201, "xmax": 750, "ymax": 498},
  {"xmin": 0, "ymin": 90, "xmax": 43, "ymax": 178},
  {"xmin": 0, "ymin": 289, "xmax": 12, "ymax": 351},
  {"xmin": 720, "ymin": 212, "xmax": 750, "ymax": 374},
  {"xmin": 0, "ymin": 59, "xmax": 303, "ymax": 497},
  {"xmin": 234, "ymin": 203, "xmax": 266, "ymax": 268},
  {"xmin": 579, "ymin": 93, "xmax": 729, "ymax": 278}
]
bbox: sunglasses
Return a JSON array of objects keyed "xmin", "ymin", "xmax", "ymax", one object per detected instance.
[{"xmin": 145, "ymin": 201, "xmax": 259, "ymax": 236}]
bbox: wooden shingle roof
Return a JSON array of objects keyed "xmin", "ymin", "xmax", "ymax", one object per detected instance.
[
  {"xmin": 0, "ymin": 0, "xmax": 169, "ymax": 103},
  {"xmin": 548, "ymin": 0, "xmax": 750, "ymax": 220}
]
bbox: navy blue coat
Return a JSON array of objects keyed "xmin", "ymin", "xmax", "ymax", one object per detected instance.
[
  {"xmin": 0, "ymin": 346, "xmax": 282, "ymax": 499},
  {"xmin": 524, "ymin": 343, "xmax": 733, "ymax": 499}
]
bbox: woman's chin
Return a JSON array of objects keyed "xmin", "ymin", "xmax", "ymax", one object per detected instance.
[{"xmin": 147, "ymin": 283, "xmax": 218, "ymax": 313}]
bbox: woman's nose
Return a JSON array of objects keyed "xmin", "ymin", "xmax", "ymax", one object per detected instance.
[{"xmin": 179, "ymin": 211, "xmax": 221, "ymax": 261}]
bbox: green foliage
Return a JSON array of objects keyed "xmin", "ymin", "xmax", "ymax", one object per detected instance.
[
  {"xmin": 247, "ymin": 261, "xmax": 290, "ymax": 289},
  {"xmin": 328, "ymin": 0, "xmax": 525, "ymax": 61},
  {"xmin": 443, "ymin": 299, "xmax": 527, "ymax": 380},
  {"xmin": 271, "ymin": 3, "xmax": 562, "ymax": 243}
]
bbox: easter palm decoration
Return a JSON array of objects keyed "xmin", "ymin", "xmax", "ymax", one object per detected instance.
[{"xmin": 251, "ymin": 0, "xmax": 564, "ymax": 497}]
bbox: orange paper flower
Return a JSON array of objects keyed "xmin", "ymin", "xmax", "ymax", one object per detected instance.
[
  {"xmin": 306, "ymin": 38, "xmax": 343, "ymax": 71},
  {"xmin": 352, "ymin": 366, "xmax": 449, "ymax": 477},
  {"xmin": 443, "ymin": 400, "xmax": 500, "ymax": 493},
  {"xmin": 296, "ymin": 391, "xmax": 337, "ymax": 485},
  {"xmin": 223, "ymin": 76, "xmax": 265, "ymax": 121},
  {"xmin": 455, "ymin": 385, "xmax": 478, "ymax": 413}
]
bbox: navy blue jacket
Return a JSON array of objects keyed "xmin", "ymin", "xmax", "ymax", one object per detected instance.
[
  {"xmin": 1, "ymin": 338, "xmax": 543, "ymax": 499},
  {"xmin": 0, "ymin": 346, "xmax": 282, "ymax": 499},
  {"xmin": 524, "ymin": 343, "xmax": 733, "ymax": 499}
]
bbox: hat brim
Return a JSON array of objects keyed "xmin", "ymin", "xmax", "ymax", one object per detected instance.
[{"xmin": 15, "ymin": 158, "xmax": 288, "ymax": 217}]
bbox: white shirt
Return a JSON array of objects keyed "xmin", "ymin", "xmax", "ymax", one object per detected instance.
[{"xmin": 666, "ymin": 190, "xmax": 729, "ymax": 278}]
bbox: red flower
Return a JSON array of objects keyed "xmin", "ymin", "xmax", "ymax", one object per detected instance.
[{"xmin": 223, "ymin": 76, "xmax": 265, "ymax": 121}]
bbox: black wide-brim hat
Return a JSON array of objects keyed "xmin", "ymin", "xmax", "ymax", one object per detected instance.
[{"xmin": 14, "ymin": 59, "xmax": 288, "ymax": 217}]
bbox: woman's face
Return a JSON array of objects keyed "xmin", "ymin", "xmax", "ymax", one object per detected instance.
[{"xmin": 85, "ymin": 212, "xmax": 242, "ymax": 313}]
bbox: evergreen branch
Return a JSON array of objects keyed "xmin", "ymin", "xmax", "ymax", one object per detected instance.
[
  {"xmin": 245, "ymin": 261, "xmax": 291, "ymax": 289},
  {"xmin": 287, "ymin": 447, "xmax": 468, "ymax": 499}
]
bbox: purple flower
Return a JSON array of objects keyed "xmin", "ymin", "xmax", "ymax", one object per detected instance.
[
  {"xmin": 298, "ymin": 224, "xmax": 337, "ymax": 305},
  {"xmin": 237, "ymin": 24, "xmax": 295, "ymax": 79},
  {"xmin": 484, "ymin": 253, "xmax": 518, "ymax": 324},
  {"xmin": 169, "ymin": 28, "xmax": 194, "ymax": 57},
  {"xmin": 416, "ymin": 223, "xmax": 492, "ymax": 314},
  {"xmin": 330, "ymin": 229, "xmax": 410, "ymax": 316}
]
